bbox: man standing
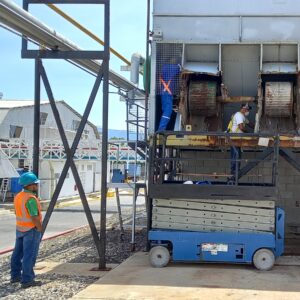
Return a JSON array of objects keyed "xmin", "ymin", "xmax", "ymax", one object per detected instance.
[
  {"xmin": 227, "ymin": 103, "xmax": 252, "ymax": 179},
  {"xmin": 158, "ymin": 58, "xmax": 181, "ymax": 131},
  {"xmin": 10, "ymin": 172, "xmax": 43, "ymax": 289}
]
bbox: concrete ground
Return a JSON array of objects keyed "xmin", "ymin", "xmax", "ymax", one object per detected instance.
[
  {"xmin": 0, "ymin": 193, "xmax": 145, "ymax": 251},
  {"xmin": 34, "ymin": 261, "xmax": 119, "ymax": 278},
  {"xmin": 72, "ymin": 252, "xmax": 300, "ymax": 300}
]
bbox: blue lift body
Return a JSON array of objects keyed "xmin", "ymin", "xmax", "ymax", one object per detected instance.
[{"xmin": 149, "ymin": 207, "xmax": 284, "ymax": 264}]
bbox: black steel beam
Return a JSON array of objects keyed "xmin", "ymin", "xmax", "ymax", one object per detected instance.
[
  {"xmin": 144, "ymin": 0, "xmax": 150, "ymax": 141},
  {"xmin": 272, "ymin": 137, "xmax": 280, "ymax": 186},
  {"xmin": 33, "ymin": 58, "xmax": 41, "ymax": 176},
  {"xmin": 115, "ymin": 188, "xmax": 124, "ymax": 236},
  {"xmin": 238, "ymin": 148, "xmax": 274, "ymax": 179},
  {"xmin": 99, "ymin": 0, "xmax": 110, "ymax": 269},
  {"xmin": 279, "ymin": 148, "xmax": 300, "ymax": 173},
  {"xmin": 22, "ymin": 0, "xmax": 107, "ymax": 61}
]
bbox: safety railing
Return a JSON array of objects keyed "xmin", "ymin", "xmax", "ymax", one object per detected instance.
[{"xmin": 149, "ymin": 131, "xmax": 280, "ymax": 187}]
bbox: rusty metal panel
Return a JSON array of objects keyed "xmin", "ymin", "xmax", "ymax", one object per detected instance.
[
  {"xmin": 188, "ymin": 81, "xmax": 217, "ymax": 116},
  {"xmin": 265, "ymin": 82, "xmax": 293, "ymax": 117},
  {"xmin": 155, "ymin": 134, "xmax": 300, "ymax": 148}
]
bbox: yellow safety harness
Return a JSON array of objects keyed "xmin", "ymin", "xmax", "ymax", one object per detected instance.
[{"xmin": 227, "ymin": 113, "xmax": 245, "ymax": 133}]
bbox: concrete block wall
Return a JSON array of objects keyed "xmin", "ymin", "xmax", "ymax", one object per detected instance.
[{"xmin": 181, "ymin": 150, "xmax": 300, "ymax": 234}]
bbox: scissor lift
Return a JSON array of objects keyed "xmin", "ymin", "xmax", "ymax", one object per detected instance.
[
  {"xmin": 148, "ymin": 207, "xmax": 284, "ymax": 270},
  {"xmin": 147, "ymin": 132, "xmax": 285, "ymax": 270}
]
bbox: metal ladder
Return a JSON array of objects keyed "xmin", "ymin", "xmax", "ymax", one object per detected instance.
[{"xmin": 1, "ymin": 178, "xmax": 9, "ymax": 202}]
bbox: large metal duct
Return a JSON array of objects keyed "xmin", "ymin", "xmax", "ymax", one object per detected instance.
[
  {"xmin": 0, "ymin": 0, "xmax": 145, "ymax": 97},
  {"xmin": 188, "ymin": 81, "xmax": 217, "ymax": 116},
  {"xmin": 265, "ymin": 82, "xmax": 293, "ymax": 117}
]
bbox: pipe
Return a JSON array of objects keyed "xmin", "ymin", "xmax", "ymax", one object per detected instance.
[
  {"xmin": 46, "ymin": 3, "xmax": 132, "ymax": 67},
  {"xmin": 130, "ymin": 53, "xmax": 144, "ymax": 86},
  {"xmin": 0, "ymin": 0, "xmax": 145, "ymax": 96}
]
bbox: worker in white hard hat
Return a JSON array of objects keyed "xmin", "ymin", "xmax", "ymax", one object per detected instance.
[{"xmin": 227, "ymin": 103, "xmax": 254, "ymax": 180}]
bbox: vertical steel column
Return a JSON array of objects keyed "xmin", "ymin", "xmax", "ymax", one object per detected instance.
[
  {"xmin": 136, "ymin": 105, "xmax": 139, "ymax": 141},
  {"xmin": 130, "ymin": 184, "xmax": 138, "ymax": 251},
  {"xmin": 99, "ymin": 0, "xmax": 110, "ymax": 269},
  {"xmin": 144, "ymin": 0, "xmax": 150, "ymax": 141},
  {"xmin": 115, "ymin": 187, "xmax": 124, "ymax": 237},
  {"xmin": 33, "ymin": 58, "xmax": 41, "ymax": 175},
  {"xmin": 272, "ymin": 136, "xmax": 280, "ymax": 187}
]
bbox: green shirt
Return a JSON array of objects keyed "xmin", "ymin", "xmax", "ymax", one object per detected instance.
[{"xmin": 24, "ymin": 189, "xmax": 39, "ymax": 217}]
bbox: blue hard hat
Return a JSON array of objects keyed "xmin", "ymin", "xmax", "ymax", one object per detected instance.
[{"xmin": 18, "ymin": 172, "xmax": 40, "ymax": 187}]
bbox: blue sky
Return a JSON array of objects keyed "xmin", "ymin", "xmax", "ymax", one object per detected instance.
[{"xmin": 0, "ymin": 0, "xmax": 148, "ymax": 130}]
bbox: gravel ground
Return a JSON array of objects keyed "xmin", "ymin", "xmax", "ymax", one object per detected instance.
[{"xmin": 0, "ymin": 210, "xmax": 147, "ymax": 299}]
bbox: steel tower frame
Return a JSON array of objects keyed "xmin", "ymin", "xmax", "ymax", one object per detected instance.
[{"xmin": 22, "ymin": 0, "xmax": 110, "ymax": 269}]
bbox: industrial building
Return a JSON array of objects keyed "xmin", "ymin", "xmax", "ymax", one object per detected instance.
[
  {"xmin": 147, "ymin": 0, "xmax": 300, "ymax": 269},
  {"xmin": 2, "ymin": 0, "xmax": 300, "ymax": 275},
  {"xmin": 0, "ymin": 100, "xmax": 101, "ymax": 200}
]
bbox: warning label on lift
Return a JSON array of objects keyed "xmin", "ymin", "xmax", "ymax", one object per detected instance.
[{"xmin": 201, "ymin": 243, "xmax": 228, "ymax": 253}]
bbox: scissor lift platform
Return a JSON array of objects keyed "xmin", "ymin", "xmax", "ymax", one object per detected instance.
[{"xmin": 148, "ymin": 207, "xmax": 284, "ymax": 271}]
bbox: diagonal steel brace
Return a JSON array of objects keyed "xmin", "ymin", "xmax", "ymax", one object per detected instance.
[
  {"xmin": 279, "ymin": 148, "xmax": 300, "ymax": 173},
  {"xmin": 39, "ymin": 61, "xmax": 103, "ymax": 256},
  {"xmin": 238, "ymin": 148, "xmax": 274, "ymax": 179}
]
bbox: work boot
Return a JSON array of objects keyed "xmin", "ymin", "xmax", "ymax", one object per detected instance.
[
  {"xmin": 21, "ymin": 280, "xmax": 42, "ymax": 289},
  {"xmin": 10, "ymin": 278, "xmax": 21, "ymax": 284}
]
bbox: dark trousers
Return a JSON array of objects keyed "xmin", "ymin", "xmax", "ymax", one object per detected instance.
[
  {"xmin": 158, "ymin": 94, "xmax": 173, "ymax": 131},
  {"xmin": 11, "ymin": 228, "xmax": 41, "ymax": 284},
  {"xmin": 230, "ymin": 146, "xmax": 241, "ymax": 178}
]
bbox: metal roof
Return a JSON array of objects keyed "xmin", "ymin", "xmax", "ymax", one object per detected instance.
[
  {"xmin": 0, "ymin": 109, "xmax": 9, "ymax": 124},
  {"xmin": 0, "ymin": 100, "xmax": 48, "ymax": 108},
  {"xmin": 0, "ymin": 99, "xmax": 100, "ymax": 139}
]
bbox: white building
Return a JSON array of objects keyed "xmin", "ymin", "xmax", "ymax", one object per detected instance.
[{"xmin": 0, "ymin": 100, "xmax": 101, "ymax": 200}]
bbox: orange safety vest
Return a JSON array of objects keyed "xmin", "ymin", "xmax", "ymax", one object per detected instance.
[
  {"xmin": 14, "ymin": 191, "xmax": 42, "ymax": 232},
  {"xmin": 160, "ymin": 77, "xmax": 172, "ymax": 95}
]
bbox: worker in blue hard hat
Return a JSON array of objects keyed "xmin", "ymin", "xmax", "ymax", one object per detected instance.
[
  {"xmin": 158, "ymin": 57, "xmax": 181, "ymax": 131},
  {"xmin": 227, "ymin": 103, "xmax": 254, "ymax": 181},
  {"xmin": 10, "ymin": 172, "xmax": 43, "ymax": 289}
]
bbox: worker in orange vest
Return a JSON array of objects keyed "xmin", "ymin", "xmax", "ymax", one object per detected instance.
[
  {"xmin": 10, "ymin": 172, "xmax": 43, "ymax": 289},
  {"xmin": 158, "ymin": 58, "xmax": 181, "ymax": 131}
]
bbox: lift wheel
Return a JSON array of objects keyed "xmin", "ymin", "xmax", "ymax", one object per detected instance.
[
  {"xmin": 149, "ymin": 246, "xmax": 170, "ymax": 268},
  {"xmin": 253, "ymin": 248, "xmax": 275, "ymax": 271}
]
